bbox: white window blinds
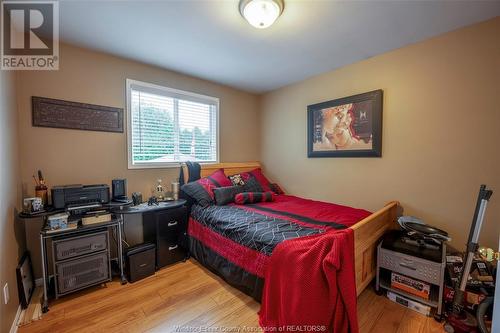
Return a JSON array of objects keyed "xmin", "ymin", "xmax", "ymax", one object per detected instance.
[{"xmin": 127, "ymin": 79, "xmax": 219, "ymax": 168}]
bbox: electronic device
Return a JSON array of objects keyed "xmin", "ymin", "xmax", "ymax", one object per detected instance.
[
  {"xmin": 112, "ymin": 179, "xmax": 128, "ymax": 203},
  {"xmin": 51, "ymin": 184, "xmax": 110, "ymax": 209},
  {"xmin": 132, "ymin": 192, "xmax": 142, "ymax": 206},
  {"xmin": 125, "ymin": 243, "xmax": 156, "ymax": 283},
  {"xmin": 387, "ymin": 291, "xmax": 431, "ymax": 316}
]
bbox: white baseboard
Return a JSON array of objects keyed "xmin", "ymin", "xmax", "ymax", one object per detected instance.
[{"xmin": 9, "ymin": 305, "xmax": 22, "ymax": 333}]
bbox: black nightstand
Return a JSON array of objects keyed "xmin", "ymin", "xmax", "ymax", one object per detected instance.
[
  {"xmin": 113, "ymin": 200, "xmax": 188, "ymax": 270},
  {"xmin": 144, "ymin": 204, "xmax": 188, "ymax": 269}
]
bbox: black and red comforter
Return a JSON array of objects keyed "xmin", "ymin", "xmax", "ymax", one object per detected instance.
[{"xmin": 188, "ymin": 195, "xmax": 371, "ymax": 332}]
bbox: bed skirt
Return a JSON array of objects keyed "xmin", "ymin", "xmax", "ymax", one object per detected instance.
[{"xmin": 189, "ymin": 236, "xmax": 264, "ymax": 301}]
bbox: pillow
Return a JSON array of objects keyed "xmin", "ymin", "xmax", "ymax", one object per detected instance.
[
  {"xmin": 243, "ymin": 176, "xmax": 264, "ymax": 193},
  {"xmin": 269, "ymin": 183, "xmax": 285, "ymax": 195},
  {"xmin": 228, "ymin": 174, "xmax": 246, "ymax": 186},
  {"xmin": 213, "ymin": 177, "xmax": 264, "ymax": 206},
  {"xmin": 239, "ymin": 168, "xmax": 273, "ymax": 192},
  {"xmin": 181, "ymin": 169, "xmax": 232, "ymax": 207},
  {"xmin": 213, "ymin": 186, "xmax": 245, "ymax": 206},
  {"xmin": 234, "ymin": 191, "xmax": 276, "ymax": 205}
]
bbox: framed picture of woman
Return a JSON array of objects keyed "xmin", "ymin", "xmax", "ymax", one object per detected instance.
[{"xmin": 307, "ymin": 90, "xmax": 383, "ymax": 157}]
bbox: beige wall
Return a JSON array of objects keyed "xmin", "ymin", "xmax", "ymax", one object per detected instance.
[
  {"xmin": 17, "ymin": 43, "xmax": 260, "ymax": 198},
  {"xmin": 260, "ymin": 18, "xmax": 500, "ymax": 249},
  {"xmin": 0, "ymin": 71, "xmax": 23, "ymax": 332}
]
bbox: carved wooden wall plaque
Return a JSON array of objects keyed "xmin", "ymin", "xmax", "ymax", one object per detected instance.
[{"xmin": 32, "ymin": 96, "xmax": 124, "ymax": 133}]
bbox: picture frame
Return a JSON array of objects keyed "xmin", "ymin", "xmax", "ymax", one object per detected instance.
[
  {"xmin": 32, "ymin": 96, "xmax": 124, "ymax": 133},
  {"xmin": 307, "ymin": 89, "xmax": 383, "ymax": 158},
  {"xmin": 16, "ymin": 251, "xmax": 35, "ymax": 309}
]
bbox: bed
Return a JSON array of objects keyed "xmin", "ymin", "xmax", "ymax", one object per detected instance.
[{"xmin": 182, "ymin": 161, "xmax": 400, "ymax": 300}]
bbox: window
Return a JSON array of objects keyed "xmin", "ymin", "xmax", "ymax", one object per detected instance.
[{"xmin": 126, "ymin": 79, "xmax": 219, "ymax": 168}]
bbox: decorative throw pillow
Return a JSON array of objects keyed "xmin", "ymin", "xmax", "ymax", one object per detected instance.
[
  {"xmin": 180, "ymin": 169, "xmax": 232, "ymax": 207},
  {"xmin": 239, "ymin": 168, "xmax": 273, "ymax": 192},
  {"xmin": 269, "ymin": 183, "xmax": 285, "ymax": 195},
  {"xmin": 242, "ymin": 176, "xmax": 264, "ymax": 193},
  {"xmin": 229, "ymin": 174, "xmax": 246, "ymax": 186},
  {"xmin": 234, "ymin": 191, "xmax": 276, "ymax": 205},
  {"xmin": 213, "ymin": 186, "xmax": 245, "ymax": 206}
]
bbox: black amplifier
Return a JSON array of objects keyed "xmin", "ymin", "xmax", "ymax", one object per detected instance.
[{"xmin": 52, "ymin": 184, "xmax": 110, "ymax": 209}]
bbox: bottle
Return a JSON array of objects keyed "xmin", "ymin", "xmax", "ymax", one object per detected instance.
[
  {"xmin": 171, "ymin": 181, "xmax": 180, "ymax": 201},
  {"xmin": 35, "ymin": 170, "xmax": 48, "ymax": 206}
]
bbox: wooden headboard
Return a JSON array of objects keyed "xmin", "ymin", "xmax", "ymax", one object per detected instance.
[{"xmin": 182, "ymin": 162, "xmax": 261, "ymax": 182}]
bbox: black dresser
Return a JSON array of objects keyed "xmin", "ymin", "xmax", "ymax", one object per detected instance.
[{"xmin": 142, "ymin": 205, "xmax": 188, "ymax": 269}]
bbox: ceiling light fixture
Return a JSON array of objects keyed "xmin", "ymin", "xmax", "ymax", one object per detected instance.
[{"xmin": 239, "ymin": 0, "xmax": 284, "ymax": 29}]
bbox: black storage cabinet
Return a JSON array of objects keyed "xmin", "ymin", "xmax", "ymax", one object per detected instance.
[
  {"xmin": 143, "ymin": 206, "xmax": 188, "ymax": 269},
  {"xmin": 125, "ymin": 243, "xmax": 156, "ymax": 283}
]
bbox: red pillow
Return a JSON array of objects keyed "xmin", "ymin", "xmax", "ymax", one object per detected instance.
[
  {"xmin": 181, "ymin": 169, "xmax": 231, "ymax": 206},
  {"xmin": 240, "ymin": 168, "xmax": 272, "ymax": 192},
  {"xmin": 205, "ymin": 168, "xmax": 232, "ymax": 188},
  {"xmin": 234, "ymin": 191, "xmax": 275, "ymax": 205}
]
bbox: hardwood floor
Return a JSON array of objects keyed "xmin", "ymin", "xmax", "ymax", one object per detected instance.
[{"xmin": 19, "ymin": 259, "xmax": 445, "ymax": 333}]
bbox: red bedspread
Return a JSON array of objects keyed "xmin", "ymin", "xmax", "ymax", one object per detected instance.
[
  {"xmin": 246, "ymin": 195, "xmax": 370, "ymax": 228},
  {"xmin": 188, "ymin": 195, "xmax": 370, "ymax": 332},
  {"xmin": 254, "ymin": 196, "xmax": 367, "ymax": 332},
  {"xmin": 259, "ymin": 228, "xmax": 358, "ymax": 333}
]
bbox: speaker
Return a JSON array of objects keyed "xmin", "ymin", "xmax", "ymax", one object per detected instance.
[
  {"xmin": 112, "ymin": 179, "xmax": 127, "ymax": 200},
  {"xmin": 132, "ymin": 192, "xmax": 143, "ymax": 206}
]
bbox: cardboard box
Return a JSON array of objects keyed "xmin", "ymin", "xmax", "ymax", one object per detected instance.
[{"xmin": 391, "ymin": 272, "xmax": 430, "ymax": 300}]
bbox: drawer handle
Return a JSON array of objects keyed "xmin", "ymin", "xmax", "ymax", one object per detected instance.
[
  {"xmin": 168, "ymin": 245, "xmax": 178, "ymax": 251},
  {"xmin": 399, "ymin": 263, "xmax": 417, "ymax": 270},
  {"xmin": 168, "ymin": 221, "xmax": 178, "ymax": 227}
]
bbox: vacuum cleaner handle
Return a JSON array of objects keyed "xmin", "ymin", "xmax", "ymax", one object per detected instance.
[
  {"xmin": 452, "ymin": 185, "xmax": 493, "ymax": 315},
  {"xmin": 466, "ymin": 185, "xmax": 493, "ymax": 252}
]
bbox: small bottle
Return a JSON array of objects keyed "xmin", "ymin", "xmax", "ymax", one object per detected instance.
[{"xmin": 35, "ymin": 170, "xmax": 48, "ymax": 206}]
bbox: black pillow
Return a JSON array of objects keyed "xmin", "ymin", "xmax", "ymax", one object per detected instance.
[
  {"xmin": 235, "ymin": 191, "xmax": 275, "ymax": 204},
  {"xmin": 243, "ymin": 176, "xmax": 263, "ymax": 193},
  {"xmin": 269, "ymin": 183, "xmax": 285, "ymax": 195},
  {"xmin": 181, "ymin": 181, "xmax": 213, "ymax": 207},
  {"xmin": 213, "ymin": 186, "xmax": 245, "ymax": 206}
]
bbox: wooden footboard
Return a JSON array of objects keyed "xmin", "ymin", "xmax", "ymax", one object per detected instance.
[{"xmin": 351, "ymin": 201, "xmax": 400, "ymax": 296}]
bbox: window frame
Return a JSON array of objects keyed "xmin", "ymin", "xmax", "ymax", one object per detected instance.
[{"xmin": 126, "ymin": 79, "xmax": 220, "ymax": 169}]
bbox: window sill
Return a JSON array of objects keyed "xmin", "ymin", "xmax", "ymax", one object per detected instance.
[{"xmin": 127, "ymin": 161, "xmax": 219, "ymax": 170}]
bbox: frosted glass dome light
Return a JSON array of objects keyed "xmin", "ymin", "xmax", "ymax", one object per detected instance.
[{"xmin": 239, "ymin": 0, "xmax": 284, "ymax": 29}]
